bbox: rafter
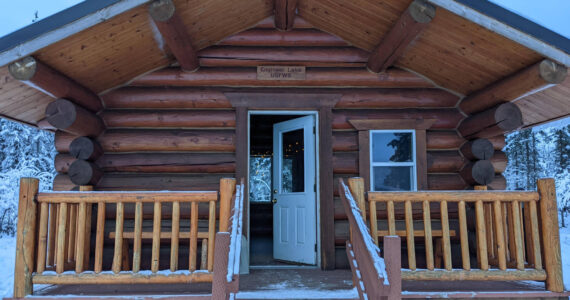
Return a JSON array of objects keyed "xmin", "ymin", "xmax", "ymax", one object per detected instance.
[
  {"xmin": 274, "ymin": 0, "xmax": 297, "ymax": 31},
  {"xmin": 367, "ymin": 0, "xmax": 435, "ymax": 73},
  {"xmin": 149, "ymin": 0, "xmax": 199, "ymax": 72},
  {"xmin": 8, "ymin": 56, "xmax": 103, "ymax": 112},
  {"xmin": 459, "ymin": 59, "xmax": 567, "ymax": 115}
]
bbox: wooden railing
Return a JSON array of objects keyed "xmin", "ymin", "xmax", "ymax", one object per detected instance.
[
  {"xmin": 212, "ymin": 179, "xmax": 244, "ymax": 300},
  {"xmin": 13, "ymin": 177, "xmax": 237, "ymax": 298},
  {"xmin": 348, "ymin": 177, "xmax": 563, "ymax": 293},
  {"xmin": 338, "ymin": 179, "xmax": 401, "ymax": 300}
]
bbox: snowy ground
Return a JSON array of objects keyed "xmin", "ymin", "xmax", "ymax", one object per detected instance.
[{"xmin": 1, "ymin": 229, "xmax": 570, "ymax": 297}]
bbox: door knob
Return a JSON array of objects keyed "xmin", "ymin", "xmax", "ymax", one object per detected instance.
[
  {"xmin": 274, "ymin": 189, "xmax": 278, "ymax": 194},
  {"xmin": 272, "ymin": 198, "xmax": 277, "ymax": 204}
]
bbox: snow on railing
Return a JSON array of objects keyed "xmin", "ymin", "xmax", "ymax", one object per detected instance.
[
  {"xmin": 227, "ymin": 182, "xmax": 244, "ymax": 282},
  {"xmin": 341, "ymin": 181, "xmax": 389, "ymax": 285}
]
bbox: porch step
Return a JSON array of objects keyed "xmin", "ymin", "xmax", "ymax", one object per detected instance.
[{"xmin": 235, "ymin": 289, "xmax": 358, "ymax": 299}]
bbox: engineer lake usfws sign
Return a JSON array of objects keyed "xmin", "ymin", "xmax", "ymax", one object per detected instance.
[{"xmin": 257, "ymin": 66, "xmax": 306, "ymax": 80}]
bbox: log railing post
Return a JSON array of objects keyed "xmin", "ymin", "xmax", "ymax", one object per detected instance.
[
  {"xmin": 219, "ymin": 178, "xmax": 236, "ymax": 233},
  {"xmin": 538, "ymin": 178, "xmax": 563, "ymax": 292},
  {"xmin": 14, "ymin": 178, "xmax": 39, "ymax": 298},
  {"xmin": 348, "ymin": 177, "xmax": 366, "ymax": 220}
]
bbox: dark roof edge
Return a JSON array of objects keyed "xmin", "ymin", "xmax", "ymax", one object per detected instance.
[
  {"xmin": 428, "ymin": 0, "xmax": 570, "ymax": 66},
  {"xmin": 0, "ymin": 0, "xmax": 150, "ymax": 67}
]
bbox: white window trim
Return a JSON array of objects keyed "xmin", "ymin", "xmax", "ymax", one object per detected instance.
[{"xmin": 369, "ymin": 130, "xmax": 417, "ymax": 191}]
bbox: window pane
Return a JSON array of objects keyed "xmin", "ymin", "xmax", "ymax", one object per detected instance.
[
  {"xmin": 249, "ymin": 156, "xmax": 272, "ymax": 202},
  {"xmin": 373, "ymin": 166, "xmax": 413, "ymax": 191},
  {"xmin": 372, "ymin": 132, "xmax": 413, "ymax": 162},
  {"xmin": 282, "ymin": 129, "xmax": 304, "ymax": 193}
]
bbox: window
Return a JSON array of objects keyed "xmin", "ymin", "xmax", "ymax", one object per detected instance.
[{"xmin": 369, "ymin": 130, "xmax": 417, "ymax": 191}]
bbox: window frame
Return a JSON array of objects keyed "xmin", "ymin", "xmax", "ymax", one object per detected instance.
[{"xmin": 369, "ymin": 129, "xmax": 418, "ymax": 192}]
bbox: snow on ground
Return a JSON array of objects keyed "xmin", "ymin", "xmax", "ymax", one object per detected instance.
[{"xmin": 0, "ymin": 236, "xmax": 16, "ymax": 298}]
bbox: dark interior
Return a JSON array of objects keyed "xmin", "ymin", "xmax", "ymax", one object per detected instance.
[{"xmin": 249, "ymin": 114, "xmax": 307, "ymax": 266}]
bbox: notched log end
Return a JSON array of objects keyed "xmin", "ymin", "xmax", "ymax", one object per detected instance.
[
  {"xmin": 149, "ymin": 0, "xmax": 175, "ymax": 22},
  {"xmin": 409, "ymin": 0, "xmax": 436, "ymax": 23},
  {"xmin": 495, "ymin": 102, "xmax": 523, "ymax": 131},
  {"xmin": 539, "ymin": 59, "xmax": 568, "ymax": 84},
  {"xmin": 45, "ymin": 99, "xmax": 77, "ymax": 130},
  {"xmin": 8, "ymin": 56, "xmax": 37, "ymax": 81}
]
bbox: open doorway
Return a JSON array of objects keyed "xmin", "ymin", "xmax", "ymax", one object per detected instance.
[{"xmin": 248, "ymin": 113, "xmax": 318, "ymax": 267}]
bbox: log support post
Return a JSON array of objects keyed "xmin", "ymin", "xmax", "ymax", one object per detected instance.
[
  {"xmin": 367, "ymin": 0, "xmax": 435, "ymax": 73},
  {"xmin": 8, "ymin": 57, "xmax": 102, "ymax": 112},
  {"xmin": 13, "ymin": 178, "xmax": 39, "ymax": 298},
  {"xmin": 274, "ymin": 0, "xmax": 297, "ymax": 31},
  {"xmin": 149, "ymin": 0, "xmax": 200, "ymax": 72},
  {"xmin": 538, "ymin": 178, "xmax": 563, "ymax": 292}
]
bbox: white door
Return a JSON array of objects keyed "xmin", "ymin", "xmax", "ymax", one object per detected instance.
[{"xmin": 272, "ymin": 115, "xmax": 317, "ymax": 265}]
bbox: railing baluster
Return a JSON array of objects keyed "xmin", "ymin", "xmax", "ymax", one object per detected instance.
[
  {"xmin": 68, "ymin": 204, "xmax": 77, "ymax": 263},
  {"xmin": 387, "ymin": 200, "xmax": 396, "ymax": 235},
  {"xmin": 440, "ymin": 201, "xmax": 452, "ymax": 271},
  {"xmin": 523, "ymin": 203, "xmax": 534, "ymax": 266},
  {"xmin": 75, "ymin": 202, "xmax": 87, "ymax": 273},
  {"xmin": 507, "ymin": 202, "xmax": 516, "ymax": 263},
  {"xmin": 529, "ymin": 200, "xmax": 542, "ymax": 270},
  {"xmin": 485, "ymin": 203, "xmax": 495, "ymax": 260},
  {"xmin": 79, "ymin": 185, "xmax": 93, "ymax": 269},
  {"xmin": 502, "ymin": 202, "xmax": 511, "ymax": 262},
  {"xmin": 458, "ymin": 200, "xmax": 470, "ymax": 270},
  {"xmin": 423, "ymin": 200, "xmax": 434, "ymax": 270},
  {"xmin": 475, "ymin": 199, "xmax": 488, "ymax": 270},
  {"xmin": 511, "ymin": 200, "xmax": 524, "ymax": 270},
  {"xmin": 369, "ymin": 200, "xmax": 378, "ymax": 246},
  {"xmin": 170, "ymin": 201, "xmax": 180, "ymax": 271},
  {"xmin": 151, "ymin": 202, "xmax": 161, "ymax": 273},
  {"xmin": 189, "ymin": 202, "xmax": 198, "ymax": 271},
  {"xmin": 47, "ymin": 203, "xmax": 57, "ymax": 267},
  {"xmin": 56, "ymin": 203, "xmax": 68, "ymax": 274},
  {"xmin": 404, "ymin": 200, "xmax": 416, "ymax": 270},
  {"xmin": 112, "ymin": 202, "xmax": 125, "ymax": 273},
  {"xmin": 201, "ymin": 239, "xmax": 208, "ymax": 270},
  {"xmin": 37, "ymin": 202, "xmax": 49, "ymax": 274},
  {"xmin": 208, "ymin": 200, "xmax": 216, "ymax": 271},
  {"xmin": 94, "ymin": 202, "xmax": 105, "ymax": 273},
  {"xmin": 519, "ymin": 203, "xmax": 526, "ymax": 263},
  {"xmin": 133, "ymin": 202, "xmax": 143, "ymax": 273},
  {"xmin": 492, "ymin": 200, "xmax": 507, "ymax": 270}
]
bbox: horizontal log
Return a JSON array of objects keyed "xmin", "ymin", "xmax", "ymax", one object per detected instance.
[
  {"xmin": 69, "ymin": 137, "xmax": 103, "ymax": 160},
  {"xmin": 95, "ymin": 174, "xmax": 227, "ymax": 191},
  {"xmin": 491, "ymin": 151, "xmax": 507, "ymax": 174},
  {"xmin": 198, "ymin": 46, "xmax": 368, "ymax": 67},
  {"xmin": 460, "ymin": 138, "xmax": 494, "ymax": 160},
  {"xmin": 460, "ymin": 160, "xmax": 495, "ymax": 186},
  {"xmin": 333, "ymin": 109, "xmax": 462, "ymax": 129},
  {"xmin": 8, "ymin": 56, "xmax": 102, "ymax": 112},
  {"xmin": 488, "ymin": 174, "xmax": 507, "ymax": 190},
  {"xmin": 101, "ymin": 110, "xmax": 236, "ymax": 128},
  {"xmin": 101, "ymin": 88, "xmax": 232, "ymax": 109},
  {"xmin": 333, "ymin": 151, "xmax": 465, "ymax": 174},
  {"xmin": 68, "ymin": 160, "xmax": 103, "ymax": 186},
  {"xmin": 53, "ymin": 174, "xmax": 76, "ymax": 191},
  {"xmin": 427, "ymin": 174, "xmax": 467, "ymax": 190},
  {"xmin": 401, "ymin": 269, "xmax": 546, "ymax": 281},
  {"xmin": 45, "ymin": 99, "xmax": 105, "ymax": 137},
  {"xmin": 218, "ymin": 28, "xmax": 349, "ymax": 47},
  {"xmin": 368, "ymin": 190, "xmax": 539, "ymax": 203},
  {"xmin": 33, "ymin": 272, "xmax": 212, "ymax": 285},
  {"xmin": 96, "ymin": 153, "xmax": 235, "ymax": 173},
  {"xmin": 55, "ymin": 131, "xmax": 76, "ymax": 153},
  {"xmin": 149, "ymin": 0, "xmax": 199, "ymax": 72},
  {"xmin": 332, "ymin": 130, "xmax": 465, "ymax": 152},
  {"xmin": 460, "ymin": 59, "xmax": 568, "ymax": 115},
  {"xmin": 97, "ymin": 130, "xmax": 235, "ymax": 152},
  {"xmin": 131, "ymin": 67, "xmax": 434, "ymax": 88},
  {"xmin": 335, "ymin": 89, "xmax": 458, "ymax": 108},
  {"xmin": 55, "ymin": 154, "xmax": 75, "ymax": 173},
  {"xmin": 458, "ymin": 103, "xmax": 523, "ymax": 139},
  {"xmin": 38, "ymin": 190, "xmax": 218, "ymax": 203}
]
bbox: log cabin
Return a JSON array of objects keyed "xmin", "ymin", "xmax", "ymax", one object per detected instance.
[{"xmin": 1, "ymin": 0, "xmax": 570, "ymax": 299}]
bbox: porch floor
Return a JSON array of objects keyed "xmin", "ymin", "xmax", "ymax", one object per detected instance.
[{"xmin": 32, "ymin": 269, "xmax": 569, "ymax": 299}]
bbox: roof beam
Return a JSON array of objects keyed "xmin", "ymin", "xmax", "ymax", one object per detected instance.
[
  {"xmin": 274, "ymin": 0, "xmax": 297, "ymax": 31},
  {"xmin": 367, "ymin": 0, "xmax": 435, "ymax": 73},
  {"xmin": 148, "ymin": 0, "xmax": 199, "ymax": 72},
  {"xmin": 459, "ymin": 59, "xmax": 567, "ymax": 115},
  {"xmin": 8, "ymin": 56, "xmax": 103, "ymax": 112}
]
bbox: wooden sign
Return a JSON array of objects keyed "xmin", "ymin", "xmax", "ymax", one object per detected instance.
[{"xmin": 257, "ymin": 66, "xmax": 305, "ymax": 80}]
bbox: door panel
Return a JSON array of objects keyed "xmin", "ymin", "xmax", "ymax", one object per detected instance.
[{"xmin": 272, "ymin": 115, "xmax": 316, "ymax": 265}]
